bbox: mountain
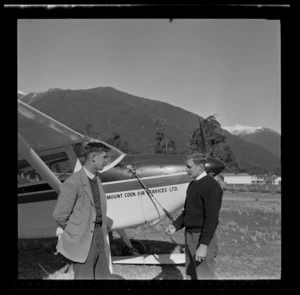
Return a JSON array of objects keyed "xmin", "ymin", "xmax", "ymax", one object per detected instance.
[
  {"xmin": 18, "ymin": 88, "xmax": 63, "ymax": 105},
  {"xmin": 223, "ymin": 124, "xmax": 264, "ymax": 136},
  {"xmin": 223, "ymin": 124, "xmax": 281, "ymax": 158},
  {"xmin": 19, "ymin": 87, "xmax": 280, "ymax": 173},
  {"xmin": 220, "ymin": 129, "xmax": 280, "ymax": 173},
  {"xmin": 18, "ymin": 91, "xmax": 27, "ymax": 100}
]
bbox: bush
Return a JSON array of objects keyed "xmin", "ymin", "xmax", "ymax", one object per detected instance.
[{"xmin": 223, "ymin": 184, "xmax": 281, "ymax": 193}]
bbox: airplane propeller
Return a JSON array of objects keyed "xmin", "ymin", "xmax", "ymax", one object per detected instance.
[
  {"xmin": 198, "ymin": 117, "xmax": 225, "ymax": 176},
  {"xmin": 199, "ymin": 117, "xmax": 208, "ymax": 155}
]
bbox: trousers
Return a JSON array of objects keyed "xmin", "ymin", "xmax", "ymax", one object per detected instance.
[
  {"xmin": 185, "ymin": 231, "xmax": 219, "ymax": 280},
  {"xmin": 73, "ymin": 225, "xmax": 111, "ymax": 279}
]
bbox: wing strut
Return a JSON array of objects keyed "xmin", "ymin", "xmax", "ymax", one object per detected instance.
[{"xmin": 126, "ymin": 165, "xmax": 174, "ymax": 222}]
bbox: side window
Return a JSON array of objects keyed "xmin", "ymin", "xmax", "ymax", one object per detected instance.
[
  {"xmin": 41, "ymin": 152, "xmax": 73, "ymax": 182},
  {"xmin": 18, "ymin": 159, "xmax": 41, "ymax": 185},
  {"xmin": 18, "ymin": 151, "xmax": 73, "ymax": 186}
]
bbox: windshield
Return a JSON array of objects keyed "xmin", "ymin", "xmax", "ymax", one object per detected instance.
[{"xmin": 72, "ymin": 140, "xmax": 126, "ymax": 173}]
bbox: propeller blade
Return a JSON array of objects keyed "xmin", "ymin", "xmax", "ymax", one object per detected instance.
[{"xmin": 199, "ymin": 117, "xmax": 208, "ymax": 155}]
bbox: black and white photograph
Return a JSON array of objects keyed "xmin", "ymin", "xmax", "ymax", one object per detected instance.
[{"xmin": 10, "ymin": 3, "xmax": 292, "ymax": 291}]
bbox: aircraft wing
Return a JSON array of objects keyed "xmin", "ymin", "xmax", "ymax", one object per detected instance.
[
  {"xmin": 18, "ymin": 99, "xmax": 126, "ymax": 174},
  {"xmin": 18, "ymin": 99, "xmax": 84, "ymax": 153}
]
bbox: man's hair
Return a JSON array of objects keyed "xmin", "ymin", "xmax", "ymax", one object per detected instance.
[
  {"xmin": 83, "ymin": 140, "xmax": 111, "ymax": 158},
  {"xmin": 185, "ymin": 151, "xmax": 207, "ymax": 166}
]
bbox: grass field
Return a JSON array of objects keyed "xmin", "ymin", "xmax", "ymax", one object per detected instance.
[{"xmin": 18, "ymin": 191, "xmax": 281, "ymax": 280}]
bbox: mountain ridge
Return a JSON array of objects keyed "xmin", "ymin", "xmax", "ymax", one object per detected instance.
[
  {"xmin": 223, "ymin": 124, "xmax": 280, "ymax": 158},
  {"xmin": 18, "ymin": 87, "xmax": 280, "ymax": 173},
  {"xmin": 223, "ymin": 124, "xmax": 279, "ymax": 136}
]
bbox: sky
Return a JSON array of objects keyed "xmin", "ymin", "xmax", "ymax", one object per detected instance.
[{"xmin": 18, "ymin": 19, "xmax": 281, "ymax": 133}]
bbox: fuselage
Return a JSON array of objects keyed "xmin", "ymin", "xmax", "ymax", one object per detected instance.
[
  {"xmin": 18, "ymin": 153, "xmax": 188, "ymax": 238},
  {"xmin": 18, "ymin": 151, "xmax": 224, "ymax": 238},
  {"xmin": 102, "ymin": 154, "xmax": 191, "ymax": 230}
]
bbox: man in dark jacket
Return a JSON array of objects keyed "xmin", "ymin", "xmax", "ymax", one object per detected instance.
[{"xmin": 166, "ymin": 152, "xmax": 223, "ymax": 280}]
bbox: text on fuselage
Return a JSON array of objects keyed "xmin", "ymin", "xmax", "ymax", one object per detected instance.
[{"xmin": 106, "ymin": 186, "xmax": 178, "ymax": 200}]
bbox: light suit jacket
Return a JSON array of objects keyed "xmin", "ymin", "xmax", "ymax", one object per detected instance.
[{"xmin": 53, "ymin": 167, "xmax": 112, "ymax": 270}]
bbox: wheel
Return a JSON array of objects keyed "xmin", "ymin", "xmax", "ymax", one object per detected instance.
[
  {"xmin": 131, "ymin": 240, "xmax": 147, "ymax": 254},
  {"xmin": 121, "ymin": 239, "xmax": 147, "ymax": 256}
]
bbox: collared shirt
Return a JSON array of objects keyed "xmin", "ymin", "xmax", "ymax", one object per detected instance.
[
  {"xmin": 83, "ymin": 166, "xmax": 96, "ymax": 180},
  {"xmin": 196, "ymin": 171, "xmax": 207, "ymax": 181}
]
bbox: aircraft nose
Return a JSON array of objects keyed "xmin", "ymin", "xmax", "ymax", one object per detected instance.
[{"xmin": 205, "ymin": 157, "xmax": 225, "ymax": 176}]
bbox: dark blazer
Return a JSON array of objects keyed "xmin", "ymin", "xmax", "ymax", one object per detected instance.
[{"xmin": 53, "ymin": 167, "xmax": 111, "ymax": 268}]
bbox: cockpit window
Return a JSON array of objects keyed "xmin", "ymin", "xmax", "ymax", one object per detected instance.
[{"xmin": 18, "ymin": 151, "xmax": 73, "ymax": 186}]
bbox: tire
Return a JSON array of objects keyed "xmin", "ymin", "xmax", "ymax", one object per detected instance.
[{"xmin": 121, "ymin": 239, "xmax": 147, "ymax": 256}]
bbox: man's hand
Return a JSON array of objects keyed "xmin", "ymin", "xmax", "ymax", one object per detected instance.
[
  {"xmin": 56, "ymin": 227, "xmax": 64, "ymax": 239},
  {"xmin": 195, "ymin": 244, "xmax": 207, "ymax": 262},
  {"xmin": 166, "ymin": 224, "xmax": 176, "ymax": 235}
]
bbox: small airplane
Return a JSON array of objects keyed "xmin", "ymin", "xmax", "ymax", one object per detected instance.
[{"xmin": 18, "ymin": 99, "xmax": 225, "ymax": 260}]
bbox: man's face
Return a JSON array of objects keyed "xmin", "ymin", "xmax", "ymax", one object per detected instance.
[
  {"xmin": 185, "ymin": 159, "xmax": 205, "ymax": 179},
  {"xmin": 92, "ymin": 151, "xmax": 109, "ymax": 170}
]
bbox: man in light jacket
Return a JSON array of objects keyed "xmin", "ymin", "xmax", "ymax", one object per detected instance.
[{"xmin": 53, "ymin": 140, "xmax": 112, "ymax": 279}]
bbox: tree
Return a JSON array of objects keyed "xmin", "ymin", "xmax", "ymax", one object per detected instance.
[
  {"xmin": 271, "ymin": 166, "xmax": 281, "ymax": 176},
  {"xmin": 189, "ymin": 115, "xmax": 240, "ymax": 171},
  {"xmin": 106, "ymin": 132, "xmax": 138, "ymax": 154},
  {"xmin": 189, "ymin": 115, "xmax": 226, "ymax": 154},
  {"xmin": 213, "ymin": 143, "xmax": 240, "ymax": 173},
  {"xmin": 106, "ymin": 132, "xmax": 122, "ymax": 149},
  {"xmin": 85, "ymin": 123, "xmax": 94, "ymax": 137},
  {"xmin": 244, "ymin": 165, "xmax": 269, "ymax": 176},
  {"xmin": 82, "ymin": 122, "xmax": 101, "ymax": 139},
  {"xmin": 154, "ymin": 119, "xmax": 177, "ymax": 154}
]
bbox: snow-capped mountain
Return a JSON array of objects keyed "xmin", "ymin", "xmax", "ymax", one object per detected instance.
[
  {"xmin": 18, "ymin": 91, "xmax": 27, "ymax": 100},
  {"xmin": 223, "ymin": 124, "xmax": 280, "ymax": 158},
  {"xmin": 222, "ymin": 124, "xmax": 277, "ymax": 136},
  {"xmin": 17, "ymin": 88, "xmax": 63, "ymax": 104}
]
